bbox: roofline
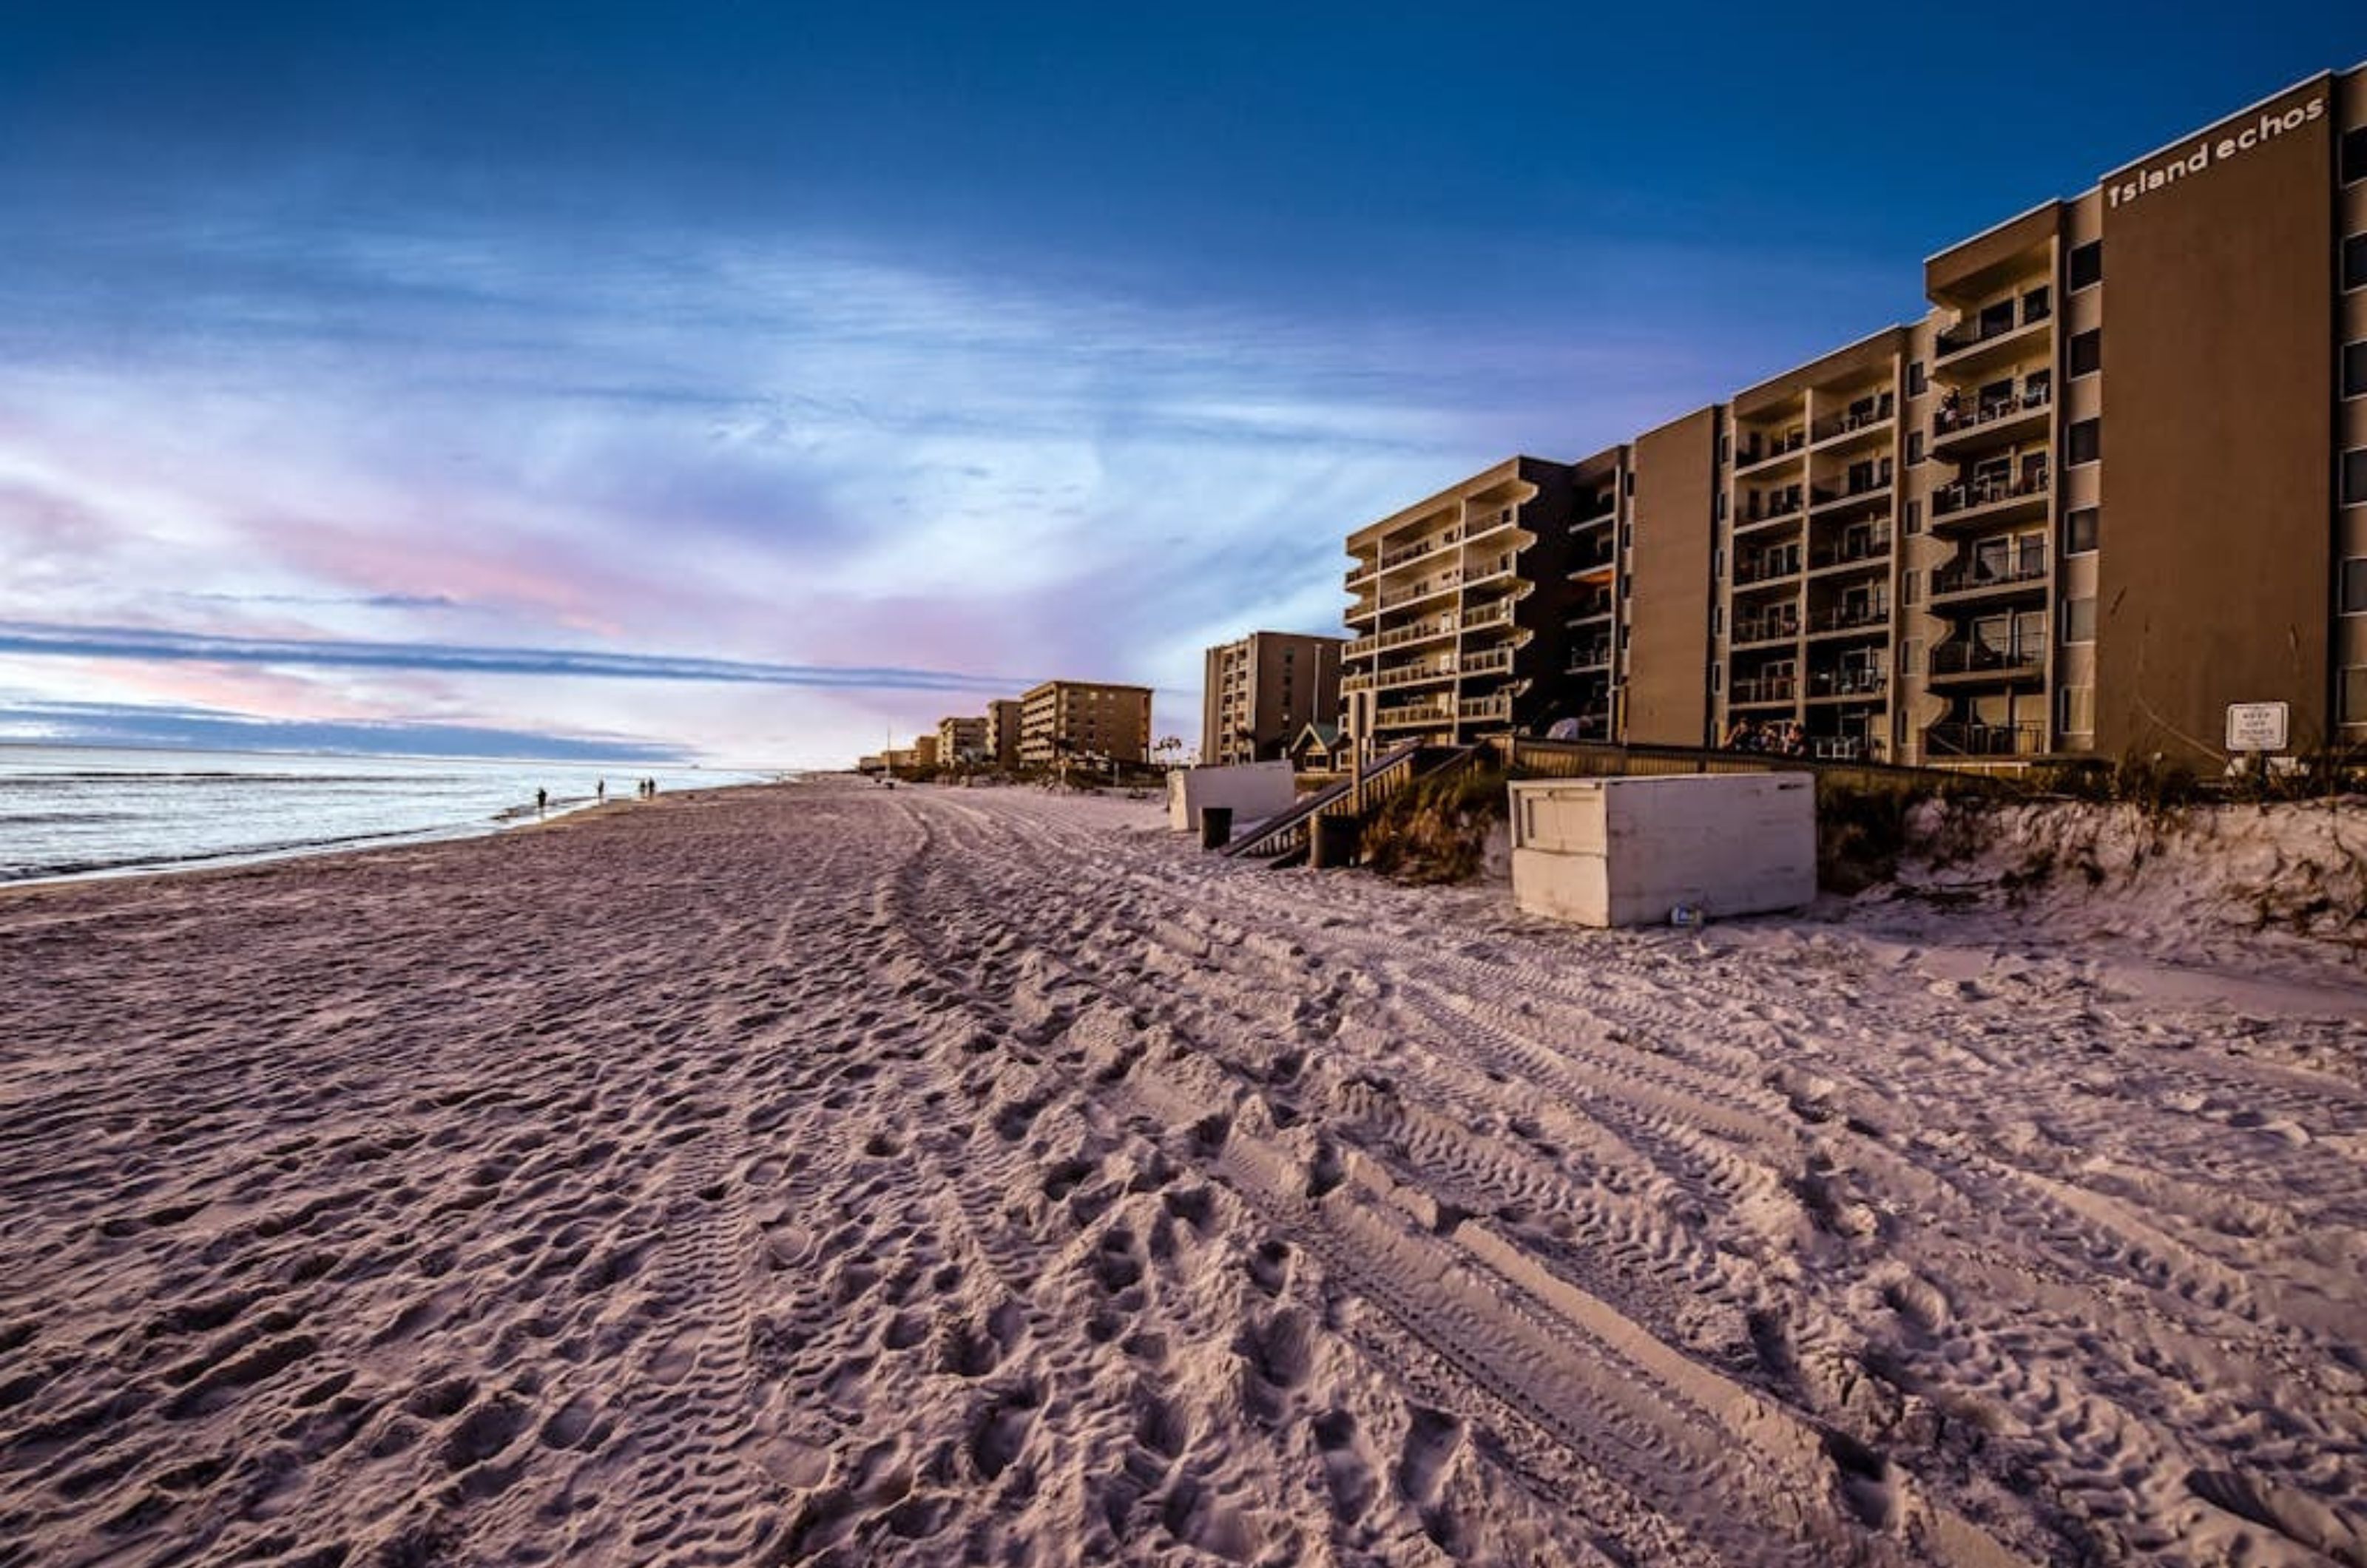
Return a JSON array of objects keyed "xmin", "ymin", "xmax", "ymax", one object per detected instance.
[
  {"xmin": 1346, "ymin": 453, "xmax": 1556, "ymax": 549},
  {"xmin": 1922, "ymin": 198, "xmax": 2060, "ymax": 267},
  {"xmin": 1734, "ymin": 322, "xmax": 1912, "ymax": 401}
]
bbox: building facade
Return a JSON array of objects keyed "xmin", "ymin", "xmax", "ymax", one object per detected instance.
[
  {"xmin": 986, "ymin": 699, "xmax": 1024, "ymax": 770},
  {"xmin": 1201, "ymin": 631, "xmax": 1345, "ymax": 766},
  {"xmin": 1348, "ymin": 67, "xmax": 2367, "ymax": 767},
  {"xmin": 1340, "ymin": 456, "xmax": 1581, "ymax": 751},
  {"xmin": 935, "ymin": 714, "xmax": 988, "ymax": 767},
  {"xmin": 1018, "ymin": 680, "xmax": 1155, "ymax": 768}
]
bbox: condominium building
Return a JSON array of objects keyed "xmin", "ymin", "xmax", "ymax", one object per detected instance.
[
  {"xmin": 1018, "ymin": 680, "xmax": 1155, "ymax": 768},
  {"xmin": 1201, "ymin": 631, "xmax": 1345, "ymax": 766},
  {"xmin": 936, "ymin": 714, "xmax": 988, "ymax": 767},
  {"xmin": 1340, "ymin": 457, "xmax": 1582, "ymax": 750},
  {"xmin": 986, "ymin": 699, "xmax": 1024, "ymax": 770},
  {"xmin": 911, "ymin": 734, "xmax": 939, "ymax": 768},
  {"xmin": 1346, "ymin": 66, "xmax": 2367, "ymax": 766}
]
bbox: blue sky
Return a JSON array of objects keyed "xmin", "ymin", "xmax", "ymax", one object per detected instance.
[{"xmin": 1, "ymin": 2, "xmax": 2359, "ymax": 764}]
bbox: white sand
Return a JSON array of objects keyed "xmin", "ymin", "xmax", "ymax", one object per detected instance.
[{"xmin": 1, "ymin": 778, "xmax": 2362, "ymax": 1565}]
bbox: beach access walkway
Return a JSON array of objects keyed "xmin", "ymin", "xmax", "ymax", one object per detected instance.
[{"xmin": 1, "ymin": 778, "xmax": 2362, "ymax": 1566}]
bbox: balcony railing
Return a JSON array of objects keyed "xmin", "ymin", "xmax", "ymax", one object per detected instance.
[
  {"xmin": 1360, "ymin": 660, "xmax": 1456, "ymax": 692},
  {"xmin": 1464, "ymin": 506, "xmax": 1517, "ymax": 539},
  {"xmin": 1729, "ymin": 675, "xmax": 1797, "ymax": 705},
  {"xmin": 1809, "ymin": 734, "xmax": 1887, "ymax": 762},
  {"xmin": 1732, "ymin": 611, "xmax": 1800, "ymax": 646},
  {"xmin": 1810, "ymin": 396, "xmax": 1896, "ymax": 444},
  {"xmin": 1377, "ymin": 572, "xmax": 1461, "ymax": 609},
  {"xmin": 1931, "ymin": 465, "xmax": 2050, "ymax": 519},
  {"xmin": 1741, "ymin": 490, "xmax": 1806, "ymax": 525},
  {"xmin": 1928, "ymin": 641, "xmax": 2044, "ymax": 680},
  {"xmin": 1807, "ymin": 666, "xmax": 1887, "ymax": 698},
  {"xmin": 1808, "ymin": 601, "xmax": 1890, "ymax": 635},
  {"xmin": 1925, "ymin": 720, "xmax": 2044, "ymax": 757},
  {"xmin": 1934, "ymin": 383, "xmax": 2050, "ymax": 441},
  {"xmin": 1346, "ymin": 618, "xmax": 1453, "ymax": 658},
  {"xmin": 1463, "ymin": 600, "xmax": 1516, "ymax": 630},
  {"xmin": 1375, "ymin": 697, "xmax": 1455, "ymax": 728},
  {"xmin": 1735, "ymin": 431, "xmax": 1807, "ymax": 468},
  {"xmin": 1932, "ymin": 547, "xmax": 2047, "ymax": 597},
  {"xmin": 1457, "ymin": 694, "xmax": 1513, "ymax": 722},
  {"xmin": 1462, "ymin": 646, "xmax": 1515, "ymax": 677},
  {"xmin": 1937, "ymin": 299, "xmax": 2050, "ymax": 358},
  {"xmin": 1809, "ymin": 529, "xmax": 1893, "ymax": 570},
  {"xmin": 1464, "ymin": 555, "xmax": 1519, "ymax": 584},
  {"xmin": 1567, "ymin": 597, "xmax": 1614, "ymax": 626},
  {"xmin": 1734, "ymin": 551, "xmax": 1803, "ymax": 586},
  {"xmin": 1567, "ymin": 642, "xmax": 1614, "ymax": 672},
  {"xmin": 1375, "ymin": 527, "xmax": 1462, "ymax": 572}
]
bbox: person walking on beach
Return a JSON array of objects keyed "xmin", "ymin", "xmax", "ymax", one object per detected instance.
[
  {"xmin": 596, "ymin": 779, "xmax": 606, "ymax": 803},
  {"xmin": 536, "ymin": 786, "xmax": 547, "ymax": 813}
]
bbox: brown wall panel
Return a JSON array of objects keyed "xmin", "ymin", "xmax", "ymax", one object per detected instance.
[
  {"xmin": 2096, "ymin": 77, "xmax": 2334, "ymax": 760},
  {"xmin": 1624, "ymin": 408, "xmax": 1721, "ymax": 745}
]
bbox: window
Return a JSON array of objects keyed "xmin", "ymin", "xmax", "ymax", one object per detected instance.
[
  {"xmin": 2064, "ymin": 507, "xmax": 2099, "ymax": 555},
  {"xmin": 1718, "ymin": 433, "xmax": 1732, "ymax": 464},
  {"xmin": 1902, "ymin": 570, "xmax": 1921, "ymax": 606},
  {"xmin": 1621, "ymin": 522, "xmax": 1633, "ymax": 548},
  {"xmin": 2069, "ymin": 240, "xmax": 2103, "ymax": 291},
  {"xmin": 1908, "ymin": 360, "xmax": 1928, "ymax": 396},
  {"xmin": 1710, "ymin": 663, "xmax": 1723, "ymax": 695},
  {"xmin": 2346, "ymin": 341, "xmax": 2367, "ymax": 400},
  {"xmin": 2347, "ymin": 447, "xmax": 2367, "ymax": 507},
  {"xmin": 1905, "ymin": 499, "xmax": 1922, "ymax": 535},
  {"xmin": 2348, "ymin": 234, "xmax": 2367, "ymax": 293},
  {"xmin": 1624, "ymin": 470, "xmax": 1635, "ymax": 496},
  {"xmin": 2343, "ymin": 558, "xmax": 2367, "ymax": 615},
  {"xmin": 1712, "ymin": 604, "xmax": 1724, "ymax": 635},
  {"xmin": 2070, "ymin": 330, "xmax": 2101, "ymax": 379},
  {"xmin": 2061, "ymin": 597, "xmax": 2096, "ymax": 643},
  {"xmin": 1715, "ymin": 490, "xmax": 1728, "ymax": 521},
  {"xmin": 2059, "ymin": 686, "xmax": 2094, "ymax": 734},
  {"xmin": 1901, "ymin": 639, "xmax": 1922, "ymax": 675},
  {"xmin": 2022, "ymin": 285, "xmax": 2050, "ymax": 324},
  {"xmin": 1908, "ymin": 431, "xmax": 1925, "ymax": 465},
  {"xmin": 2068, "ymin": 419, "xmax": 2101, "ymax": 467},
  {"xmin": 2346, "ymin": 124, "xmax": 2367, "ymax": 186},
  {"xmin": 2345, "ymin": 666, "xmax": 2367, "ymax": 726}
]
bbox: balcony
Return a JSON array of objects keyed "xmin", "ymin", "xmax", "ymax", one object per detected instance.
[
  {"xmin": 1729, "ymin": 675, "xmax": 1797, "ymax": 706},
  {"xmin": 1925, "ymin": 720, "xmax": 2044, "ymax": 758},
  {"xmin": 1567, "ymin": 641, "xmax": 1614, "ymax": 674},
  {"xmin": 1734, "ymin": 550, "xmax": 1803, "ymax": 588},
  {"xmin": 1462, "ymin": 600, "xmax": 1516, "ymax": 631},
  {"xmin": 1931, "ymin": 466, "xmax": 2050, "ymax": 531},
  {"xmin": 1809, "ymin": 734, "xmax": 1887, "ymax": 762},
  {"xmin": 1463, "ymin": 554, "xmax": 1519, "ymax": 587},
  {"xmin": 1572, "ymin": 499, "xmax": 1618, "ymax": 532},
  {"xmin": 1374, "ymin": 697, "xmax": 1455, "ymax": 730},
  {"xmin": 1567, "ymin": 597, "xmax": 1615, "ymax": 627},
  {"xmin": 1357, "ymin": 660, "xmax": 1457, "ymax": 693},
  {"xmin": 1375, "ymin": 572, "xmax": 1462, "ymax": 611},
  {"xmin": 1807, "ymin": 601, "xmax": 1890, "ymax": 637},
  {"xmin": 1806, "ymin": 666, "xmax": 1888, "ymax": 700},
  {"xmin": 1464, "ymin": 506, "xmax": 1519, "ymax": 542},
  {"xmin": 1931, "ymin": 545, "xmax": 2048, "ymax": 604},
  {"xmin": 1737, "ymin": 491, "xmax": 1806, "ymax": 531},
  {"xmin": 1731, "ymin": 610, "xmax": 1800, "ymax": 647},
  {"xmin": 1932, "ymin": 385, "xmax": 2051, "ymax": 456},
  {"xmin": 1568, "ymin": 542, "xmax": 1617, "ymax": 579},
  {"xmin": 1809, "ymin": 479, "xmax": 1894, "ymax": 521},
  {"xmin": 1927, "ymin": 641, "xmax": 2045, "ymax": 686},
  {"xmin": 1346, "ymin": 618, "xmax": 1454, "ymax": 658},
  {"xmin": 1461, "ymin": 646, "xmax": 1515, "ymax": 678},
  {"xmin": 1809, "ymin": 528, "xmax": 1893, "ymax": 572},
  {"xmin": 1457, "ymin": 693, "xmax": 1513, "ymax": 723},
  {"xmin": 1735, "ymin": 431, "xmax": 1807, "ymax": 473},
  {"xmin": 1810, "ymin": 396, "xmax": 1896, "ymax": 447},
  {"xmin": 1935, "ymin": 311, "xmax": 2052, "ymax": 382}
]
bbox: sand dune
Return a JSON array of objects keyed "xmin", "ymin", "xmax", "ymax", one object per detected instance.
[{"xmin": 1, "ymin": 779, "xmax": 2363, "ymax": 1565}]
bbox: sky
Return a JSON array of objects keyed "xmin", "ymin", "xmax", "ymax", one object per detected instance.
[{"xmin": 2, "ymin": 3, "xmax": 2360, "ymax": 766}]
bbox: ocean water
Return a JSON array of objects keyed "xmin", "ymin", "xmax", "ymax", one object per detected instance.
[{"xmin": 0, "ymin": 746, "xmax": 773, "ymax": 885}]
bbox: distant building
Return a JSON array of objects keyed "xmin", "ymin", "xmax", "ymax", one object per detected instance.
[
  {"xmin": 1019, "ymin": 680, "xmax": 1154, "ymax": 768},
  {"xmin": 1287, "ymin": 720, "xmax": 1343, "ymax": 772},
  {"xmin": 1201, "ymin": 631, "xmax": 1344, "ymax": 766},
  {"xmin": 986, "ymin": 699, "xmax": 1024, "ymax": 769},
  {"xmin": 911, "ymin": 734, "xmax": 939, "ymax": 768},
  {"xmin": 936, "ymin": 714, "xmax": 988, "ymax": 767}
]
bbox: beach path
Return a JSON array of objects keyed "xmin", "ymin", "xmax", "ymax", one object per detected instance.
[{"xmin": 1, "ymin": 779, "xmax": 2362, "ymax": 1566}]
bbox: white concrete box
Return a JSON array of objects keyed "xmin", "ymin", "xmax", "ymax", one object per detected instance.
[
  {"xmin": 1509, "ymin": 773, "xmax": 1817, "ymax": 927},
  {"xmin": 1168, "ymin": 762, "xmax": 1298, "ymax": 837}
]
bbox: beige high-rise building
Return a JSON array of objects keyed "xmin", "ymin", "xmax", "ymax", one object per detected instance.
[
  {"xmin": 986, "ymin": 699, "xmax": 1024, "ymax": 770},
  {"xmin": 1347, "ymin": 65, "xmax": 2367, "ymax": 768},
  {"xmin": 1340, "ymin": 457, "xmax": 1585, "ymax": 751},
  {"xmin": 911, "ymin": 734, "xmax": 939, "ymax": 768},
  {"xmin": 935, "ymin": 714, "xmax": 988, "ymax": 767},
  {"xmin": 1018, "ymin": 680, "xmax": 1154, "ymax": 768},
  {"xmin": 1201, "ymin": 632, "xmax": 1344, "ymax": 766}
]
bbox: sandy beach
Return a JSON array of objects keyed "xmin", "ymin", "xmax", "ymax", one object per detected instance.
[{"xmin": 2, "ymin": 778, "xmax": 2363, "ymax": 1566}]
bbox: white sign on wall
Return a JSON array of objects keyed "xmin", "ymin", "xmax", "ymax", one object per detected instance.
[{"xmin": 2225, "ymin": 701, "xmax": 2290, "ymax": 753}]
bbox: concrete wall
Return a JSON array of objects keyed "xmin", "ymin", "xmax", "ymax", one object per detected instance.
[
  {"xmin": 2096, "ymin": 75, "xmax": 2335, "ymax": 759},
  {"xmin": 1625, "ymin": 408, "xmax": 1721, "ymax": 745}
]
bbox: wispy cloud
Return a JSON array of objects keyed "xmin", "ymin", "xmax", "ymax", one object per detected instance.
[
  {"xmin": 0, "ymin": 621, "xmax": 1027, "ymax": 695},
  {"xmin": 0, "ymin": 697, "xmax": 683, "ymax": 763}
]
